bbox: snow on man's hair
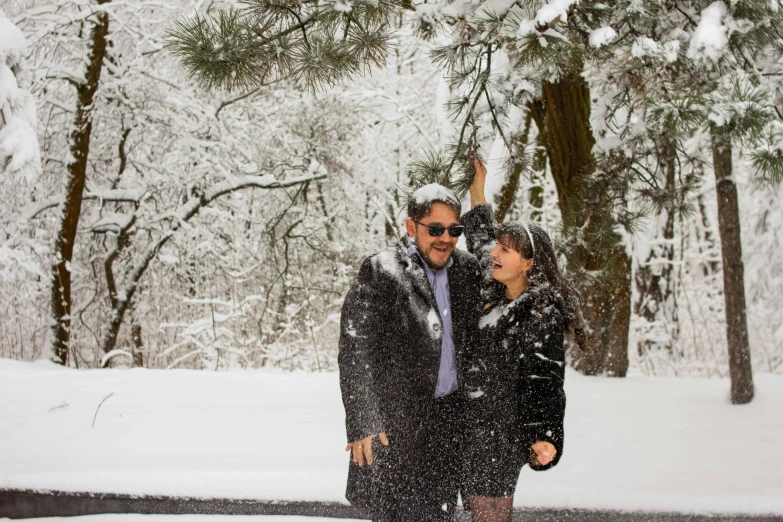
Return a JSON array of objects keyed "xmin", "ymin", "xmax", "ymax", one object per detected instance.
[{"xmin": 407, "ymin": 184, "xmax": 461, "ymax": 221}]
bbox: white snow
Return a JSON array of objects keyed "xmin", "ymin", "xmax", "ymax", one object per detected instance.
[
  {"xmin": 476, "ymin": 0, "xmax": 517, "ymax": 20},
  {"xmin": 331, "ymin": 1, "xmax": 353, "ymax": 14},
  {"xmin": 371, "ymin": 248, "xmax": 404, "ymax": 282},
  {"xmin": 662, "ymin": 40, "xmax": 681, "ymax": 63},
  {"xmin": 478, "ymin": 302, "xmax": 505, "ymax": 329},
  {"xmin": 158, "ymin": 254, "xmax": 179, "ymax": 265},
  {"xmin": 536, "ymin": 0, "xmax": 578, "ymax": 26},
  {"xmin": 0, "ymin": 116, "xmax": 41, "ymax": 181},
  {"xmin": 91, "ymin": 212, "xmax": 135, "ymax": 233},
  {"xmin": 0, "ymin": 10, "xmax": 26, "ymax": 65},
  {"xmin": 411, "ymin": 183, "xmax": 459, "ymax": 207},
  {"xmin": 589, "ymin": 27, "xmax": 617, "ymax": 48},
  {"xmin": 9, "ymin": 87, "xmax": 39, "ymax": 127},
  {"xmin": 631, "ymin": 37, "xmax": 661, "ymax": 58},
  {"xmin": 0, "ymin": 64, "xmax": 18, "ymax": 108},
  {"xmin": 479, "ymin": 298, "xmax": 521, "ymax": 330},
  {"xmin": 534, "ymin": 352, "xmax": 563, "ymax": 367},
  {"xmin": 427, "ymin": 307, "xmax": 442, "ymax": 339},
  {"xmin": 439, "ymin": 1, "xmax": 473, "ymax": 19},
  {"xmin": 518, "ymin": 19, "xmax": 538, "ymax": 37},
  {"xmin": 687, "ymin": 1, "xmax": 729, "ymax": 61},
  {"xmin": 0, "ymin": 10, "xmax": 41, "ymax": 183},
  {"xmin": 1, "ymin": 359, "xmax": 782, "ymax": 515}
]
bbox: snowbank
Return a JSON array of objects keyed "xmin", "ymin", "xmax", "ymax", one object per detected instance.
[{"xmin": 0, "ymin": 359, "xmax": 781, "ymax": 515}]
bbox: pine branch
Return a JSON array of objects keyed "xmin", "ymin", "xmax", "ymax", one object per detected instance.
[
  {"xmin": 445, "ymin": 44, "xmax": 493, "ymax": 177},
  {"xmin": 170, "ymin": 0, "xmax": 402, "ymax": 92}
]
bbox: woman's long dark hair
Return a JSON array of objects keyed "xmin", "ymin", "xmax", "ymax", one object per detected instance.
[{"xmin": 496, "ymin": 222, "xmax": 587, "ymax": 352}]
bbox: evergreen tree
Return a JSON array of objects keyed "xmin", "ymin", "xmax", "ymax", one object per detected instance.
[
  {"xmin": 588, "ymin": 0, "xmax": 783, "ymax": 402},
  {"xmin": 402, "ymin": 1, "xmax": 635, "ymax": 376},
  {"xmin": 171, "ymin": 0, "xmax": 638, "ymax": 376}
]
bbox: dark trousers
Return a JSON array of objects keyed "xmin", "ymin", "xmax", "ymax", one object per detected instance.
[{"xmin": 374, "ymin": 393, "xmax": 464, "ymax": 522}]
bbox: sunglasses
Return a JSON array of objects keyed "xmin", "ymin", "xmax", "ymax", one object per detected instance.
[{"xmin": 413, "ymin": 220, "xmax": 465, "ymax": 238}]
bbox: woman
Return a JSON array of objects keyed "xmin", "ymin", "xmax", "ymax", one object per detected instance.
[{"xmin": 461, "ymin": 160, "xmax": 585, "ymax": 522}]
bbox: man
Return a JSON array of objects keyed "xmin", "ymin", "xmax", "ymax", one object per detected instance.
[{"xmin": 338, "ymin": 184, "xmax": 483, "ymax": 521}]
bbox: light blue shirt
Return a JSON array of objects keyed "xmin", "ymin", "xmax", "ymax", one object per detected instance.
[{"xmin": 408, "ymin": 243, "xmax": 458, "ymax": 398}]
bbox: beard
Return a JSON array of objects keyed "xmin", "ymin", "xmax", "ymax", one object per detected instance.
[{"xmin": 415, "ymin": 237, "xmax": 454, "ymax": 270}]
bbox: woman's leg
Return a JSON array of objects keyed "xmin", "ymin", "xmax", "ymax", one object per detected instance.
[{"xmin": 468, "ymin": 495, "xmax": 513, "ymax": 522}]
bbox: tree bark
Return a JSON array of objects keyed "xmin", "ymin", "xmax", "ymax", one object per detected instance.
[
  {"xmin": 530, "ymin": 72, "xmax": 631, "ymax": 376},
  {"xmin": 50, "ymin": 2, "xmax": 111, "ymax": 365},
  {"xmin": 695, "ymin": 194, "xmax": 721, "ymax": 276},
  {"xmin": 528, "ymin": 131, "xmax": 547, "ymax": 223},
  {"xmin": 711, "ymin": 131, "xmax": 754, "ymax": 404},
  {"xmin": 634, "ymin": 139, "xmax": 678, "ymax": 355},
  {"xmin": 494, "ymin": 111, "xmax": 533, "ymax": 223},
  {"xmin": 131, "ymin": 323, "xmax": 144, "ymax": 368}
]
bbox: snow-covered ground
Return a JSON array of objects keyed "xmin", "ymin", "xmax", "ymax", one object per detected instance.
[{"xmin": 1, "ymin": 358, "xmax": 782, "ymax": 516}]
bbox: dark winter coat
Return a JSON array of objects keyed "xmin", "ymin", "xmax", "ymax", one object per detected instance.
[
  {"xmin": 462, "ymin": 205, "xmax": 566, "ymax": 472},
  {"xmin": 338, "ymin": 236, "xmax": 482, "ymax": 514}
]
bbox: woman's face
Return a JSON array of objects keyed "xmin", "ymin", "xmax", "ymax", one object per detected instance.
[{"xmin": 489, "ymin": 237, "xmax": 533, "ymax": 286}]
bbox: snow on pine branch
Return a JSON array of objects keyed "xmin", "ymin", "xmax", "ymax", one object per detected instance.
[
  {"xmin": 415, "ymin": 0, "xmax": 523, "ymax": 26},
  {"xmin": 417, "ymin": 0, "xmax": 581, "ymax": 27},
  {"xmin": 589, "ymin": 26, "xmax": 617, "ymax": 48},
  {"xmin": 687, "ymin": 2, "xmax": 729, "ymax": 61},
  {"xmin": 0, "ymin": 12, "xmax": 25, "ymax": 65},
  {"xmin": 411, "ymin": 183, "xmax": 460, "ymax": 207},
  {"xmin": 0, "ymin": 9, "xmax": 41, "ymax": 183},
  {"xmin": 535, "ymin": 0, "xmax": 578, "ymax": 26}
]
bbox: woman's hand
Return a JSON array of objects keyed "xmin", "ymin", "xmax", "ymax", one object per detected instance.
[
  {"xmin": 469, "ymin": 158, "xmax": 487, "ymax": 208},
  {"xmin": 530, "ymin": 440, "xmax": 557, "ymax": 466}
]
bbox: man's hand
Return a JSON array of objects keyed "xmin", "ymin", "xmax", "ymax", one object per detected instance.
[
  {"xmin": 469, "ymin": 158, "xmax": 487, "ymax": 208},
  {"xmin": 345, "ymin": 432, "xmax": 389, "ymax": 467},
  {"xmin": 530, "ymin": 440, "xmax": 557, "ymax": 466}
]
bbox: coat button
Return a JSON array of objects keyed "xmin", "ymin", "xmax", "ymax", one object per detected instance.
[{"xmin": 432, "ymin": 323, "xmax": 441, "ymax": 332}]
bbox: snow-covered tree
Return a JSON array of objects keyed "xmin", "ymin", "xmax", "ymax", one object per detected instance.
[
  {"xmin": 170, "ymin": 0, "xmax": 639, "ymax": 376},
  {"xmin": 2, "ymin": 0, "xmax": 781, "ymax": 380},
  {"xmin": 586, "ymin": 0, "xmax": 783, "ymax": 402},
  {"xmin": 6, "ymin": 0, "xmax": 374, "ymax": 368}
]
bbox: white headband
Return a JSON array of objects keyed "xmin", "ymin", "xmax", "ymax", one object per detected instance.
[{"xmin": 521, "ymin": 222, "xmax": 535, "ymax": 257}]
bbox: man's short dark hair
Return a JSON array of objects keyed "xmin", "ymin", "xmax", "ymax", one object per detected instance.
[{"xmin": 407, "ymin": 184, "xmax": 462, "ymax": 221}]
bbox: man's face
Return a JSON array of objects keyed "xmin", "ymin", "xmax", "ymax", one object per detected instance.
[{"xmin": 405, "ymin": 202, "xmax": 461, "ymax": 271}]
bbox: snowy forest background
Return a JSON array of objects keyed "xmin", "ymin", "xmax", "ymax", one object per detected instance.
[{"xmin": 1, "ymin": 0, "xmax": 782, "ymax": 382}]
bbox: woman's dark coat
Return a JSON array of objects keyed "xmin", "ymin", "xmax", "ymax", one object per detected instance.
[
  {"xmin": 338, "ymin": 237, "xmax": 482, "ymax": 515},
  {"xmin": 463, "ymin": 204, "xmax": 566, "ymax": 472}
]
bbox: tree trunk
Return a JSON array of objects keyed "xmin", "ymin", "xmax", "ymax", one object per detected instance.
[
  {"xmin": 494, "ymin": 111, "xmax": 533, "ymax": 223},
  {"xmin": 696, "ymin": 194, "xmax": 721, "ymax": 276},
  {"xmin": 711, "ymin": 131, "xmax": 754, "ymax": 404},
  {"xmin": 131, "ymin": 323, "xmax": 144, "ymax": 368},
  {"xmin": 634, "ymin": 139, "xmax": 678, "ymax": 356},
  {"xmin": 528, "ymin": 131, "xmax": 547, "ymax": 223},
  {"xmin": 50, "ymin": 2, "xmax": 111, "ymax": 365},
  {"xmin": 531, "ymin": 72, "xmax": 631, "ymax": 376}
]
